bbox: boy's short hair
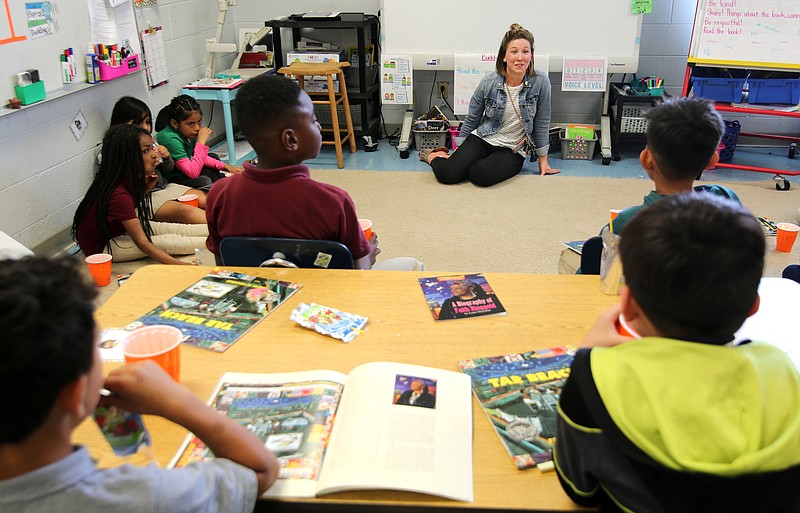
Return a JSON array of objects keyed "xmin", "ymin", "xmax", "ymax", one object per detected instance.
[
  {"xmin": 235, "ymin": 75, "xmax": 304, "ymax": 152},
  {"xmin": 620, "ymin": 193, "xmax": 764, "ymax": 340},
  {"xmin": 0, "ymin": 257, "xmax": 97, "ymax": 444},
  {"xmin": 644, "ymin": 97, "xmax": 724, "ymax": 181}
]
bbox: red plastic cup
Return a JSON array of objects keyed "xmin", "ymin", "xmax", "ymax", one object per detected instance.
[
  {"xmin": 122, "ymin": 325, "xmax": 183, "ymax": 381},
  {"xmin": 776, "ymin": 223, "xmax": 800, "ymax": 252},
  {"xmin": 359, "ymin": 218, "xmax": 373, "ymax": 240},
  {"xmin": 610, "ymin": 209, "xmax": 622, "ymax": 222},
  {"xmin": 85, "ymin": 253, "xmax": 113, "ymax": 287},
  {"xmin": 177, "ymin": 193, "xmax": 199, "ymax": 208}
]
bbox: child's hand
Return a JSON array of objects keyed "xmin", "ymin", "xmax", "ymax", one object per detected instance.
[
  {"xmin": 103, "ymin": 361, "xmax": 196, "ymax": 418},
  {"xmin": 581, "ymin": 303, "xmax": 634, "ymax": 348},
  {"xmin": 196, "ymin": 127, "xmax": 213, "ymax": 146},
  {"xmin": 156, "ymin": 144, "xmax": 170, "ymax": 159},
  {"xmin": 369, "ymin": 233, "xmax": 381, "ymax": 265},
  {"xmin": 145, "ymin": 173, "xmax": 159, "ymax": 192},
  {"xmin": 224, "ymin": 163, "xmax": 243, "ymax": 174}
]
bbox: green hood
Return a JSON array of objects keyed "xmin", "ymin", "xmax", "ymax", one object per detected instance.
[{"xmin": 591, "ymin": 338, "xmax": 800, "ymax": 476}]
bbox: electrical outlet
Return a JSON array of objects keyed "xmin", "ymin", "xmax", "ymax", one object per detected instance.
[{"xmin": 437, "ymin": 81, "xmax": 449, "ymax": 99}]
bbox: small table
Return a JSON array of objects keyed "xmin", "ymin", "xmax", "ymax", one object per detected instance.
[{"xmin": 180, "ymin": 86, "xmax": 241, "ymax": 164}]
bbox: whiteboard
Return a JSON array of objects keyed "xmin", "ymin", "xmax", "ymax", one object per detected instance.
[
  {"xmin": 688, "ymin": 0, "xmax": 800, "ymax": 70},
  {"xmin": 380, "ymin": 0, "xmax": 642, "ymax": 72}
]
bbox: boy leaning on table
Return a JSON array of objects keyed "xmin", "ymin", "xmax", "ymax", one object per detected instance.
[
  {"xmin": 554, "ymin": 194, "xmax": 800, "ymax": 513},
  {"xmin": 0, "ymin": 256, "xmax": 279, "ymax": 512}
]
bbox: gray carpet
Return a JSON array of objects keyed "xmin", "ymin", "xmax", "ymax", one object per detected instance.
[{"xmin": 96, "ymin": 170, "xmax": 800, "ymax": 306}]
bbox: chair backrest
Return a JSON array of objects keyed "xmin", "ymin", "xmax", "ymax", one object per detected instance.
[
  {"xmin": 219, "ymin": 237, "xmax": 354, "ymax": 269},
  {"xmin": 580, "ymin": 236, "xmax": 603, "ymax": 275}
]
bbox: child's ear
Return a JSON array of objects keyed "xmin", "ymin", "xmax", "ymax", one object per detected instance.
[
  {"xmin": 58, "ymin": 375, "xmax": 90, "ymax": 420},
  {"xmin": 747, "ymin": 294, "xmax": 760, "ymax": 318},
  {"xmin": 639, "ymin": 147, "xmax": 654, "ymax": 171},
  {"xmin": 283, "ymin": 128, "xmax": 299, "ymax": 151},
  {"xmin": 170, "ymin": 119, "xmax": 179, "ymax": 129},
  {"xmin": 706, "ymin": 151, "xmax": 719, "ymax": 170}
]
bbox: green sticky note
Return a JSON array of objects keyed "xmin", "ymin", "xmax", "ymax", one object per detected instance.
[{"xmin": 632, "ymin": 0, "xmax": 652, "ymax": 14}]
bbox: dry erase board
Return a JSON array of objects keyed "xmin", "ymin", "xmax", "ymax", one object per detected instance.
[
  {"xmin": 0, "ymin": 0, "xmax": 139, "ymax": 99},
  {"xmin": 688, "ymin": 0, "xmax": 800, "ymax": 70},
  {"xmin": 380, "ymin": 0, "xmax": 642, "ymax": 72}
]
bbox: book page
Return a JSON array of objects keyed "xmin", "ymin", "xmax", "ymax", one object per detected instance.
[
  {"xmin": 317, "ymin": 362, "xmax": 473, "ymax": 502},
  {"xmin": 170, "ymin": 370, "xmax": 347, "ymax": 498}
]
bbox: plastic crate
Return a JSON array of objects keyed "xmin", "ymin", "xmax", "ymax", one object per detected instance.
[
  {"xmin": 691, "ymin": 77, "xmax": 746, "ymax": 103},
  {"xmin": 559, "ymin": 129, "xmax": 597, "ymax": 160},
  {"xmin": 614, "ymin": 105, "xmax": 651, "ymax": 133},
  {"xmin": 719, "ymin": 120, "xmax": 741, "ymax": 162},
  {"xmin": 414, "ymin": 129, "xmax": 448, "ymax": 150},
  {"xmin": 747, "ymin": 79, "xmax": 800, "ymax": 104}
]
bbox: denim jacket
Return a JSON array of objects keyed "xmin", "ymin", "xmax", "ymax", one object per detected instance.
[{"xmin": 459, "ymin": 71, "xmax": 552, "ymax": 157}]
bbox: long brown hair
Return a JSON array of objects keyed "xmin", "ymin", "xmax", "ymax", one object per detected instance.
[{"xmin": 495, "ymin": 23, "xmax": 535, "ymax": 78}]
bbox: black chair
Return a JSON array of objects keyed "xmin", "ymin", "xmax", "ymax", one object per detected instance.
[
  {"xmin": 579, "ymin": 236, "xmax": 603, "ymax": 275},
  {"xmin": 219, "ymin": 237, "xmax": 354, "ymax": 269}
]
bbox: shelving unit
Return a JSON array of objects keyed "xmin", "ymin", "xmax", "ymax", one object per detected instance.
[
  {"xmin": 266, "ymin": 14, "xmax": 381, "ymax": 139},
  {"xmin": 605, "ymin": 83, "xmax": 665, "ymax": 164}
]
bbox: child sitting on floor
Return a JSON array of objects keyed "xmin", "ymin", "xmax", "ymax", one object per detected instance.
[{"xmin": 0, "ymin": 256, "xmax": 279, "ymax": 511}]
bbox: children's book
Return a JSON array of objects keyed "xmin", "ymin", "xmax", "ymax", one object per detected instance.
[
  {"xmin": 183, "ymin": 77, "xmax": 244, "ymax": 89},
  {"xmin": 564, "ymin": 124, "xmax": 596, "ymax": 140},
  {"xmin": 457, "ymin": 346, "xmax": 576, "ymax": 470},
  {"xmin": 170, "ymin": 362, "xmax": 474, "ymax": 501},
  {"xmin": 132, "ymin": 268, "xmax": 302, "ymax": 353},
  {"xmin": 418, "ymin": 273, "xmax": 506, "ymax": 321},
  {"xmin": 561, "ymin": 240, "xmax": 585, "ymax": 255}
]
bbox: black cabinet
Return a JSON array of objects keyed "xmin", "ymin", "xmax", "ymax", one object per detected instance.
[
  {"xmin": 266, "ymin": 15, "xmax": 381, "ymax": 138},
  {"xmin": 606, "ymin": 83, "xmax": 665, "ymax": 161}
]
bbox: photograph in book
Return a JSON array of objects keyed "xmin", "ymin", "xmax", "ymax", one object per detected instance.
[
  {"xmin": 418, "ymin": 273, "xmax": 506, "ymax": 321},
  {"xmin": 170, "ymin": 363, "xmax": 474, "ymax": 502},
  {"xmin": 132, "ymin": 268, "xmax": 301, "ymax": 352},
  {"xmin": 458, "ymin": 346, "xmax": 576, "ymax": 470}
]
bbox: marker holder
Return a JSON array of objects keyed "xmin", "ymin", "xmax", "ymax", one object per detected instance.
[
  {"xmin": 14, "ymin": 80, "xmax": 46, "ymax": 105},
  {"xmin": 98, "ymin": 54, "xmax": 141, "ymax": 81}
]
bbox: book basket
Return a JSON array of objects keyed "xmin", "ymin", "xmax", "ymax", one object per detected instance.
[
  {"xmin": 559, "ymin": 129, "xmax": 597, "ymax": 160},
  {"xmin": 719, "ymin": 120, "xmax": 741, "ymax": 162},
  {"xmin": 414, "ymin": 129, "xmax": 448, "ymax": 150}
]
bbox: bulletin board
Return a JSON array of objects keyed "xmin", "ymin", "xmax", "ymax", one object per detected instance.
[
  {"xmin": 380, "ymin": 0, "xmax": 642, "ymax": 73},
  {"xmin": 688, "ymin": 0, "xmax": 800, "ymax": 70},
  {"xmin": 0, "ymin": 0, "xmax": 140, "ymax": 98}
]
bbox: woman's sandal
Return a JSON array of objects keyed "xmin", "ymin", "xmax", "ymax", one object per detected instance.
[{"xmin": 418, "ymin": 146, "xmax": 450, "ymax": 164}]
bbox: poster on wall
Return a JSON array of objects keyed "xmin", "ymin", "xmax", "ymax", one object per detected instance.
[
  {"xmin": 25, "ymin": 2, "xmax": 57, "ymax": 39},
  {"xmin": 561, "ymin": 57, "xmax": 607, "ymax": 92},
  {"xmin": 380, "ymin": 54, "xmax": 412, "ymax": 105}
]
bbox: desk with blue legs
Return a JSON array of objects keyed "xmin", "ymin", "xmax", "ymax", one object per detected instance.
[{"xmin": 181, "ymin": 86, "xmax": 240, "ymax": 164}]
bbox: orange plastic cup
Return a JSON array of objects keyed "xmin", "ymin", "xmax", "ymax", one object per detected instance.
[
  {"xmin": 359, "ymin": 218, "xmax": 373, "ymax": 240},
  {"xmin": 85, "ymin": 253, "xmax": 113, "ymax": 287},
  {"xmin": 610, "ymin": 209, "xmax": 622, "ymax": 222},
  {"xmin": 776, "ymin": 222, "xmax": 800, "ymax": 252},
  {"xmin": 122, "ymin": 325, "xmax": 183, "ymax": 381},
  {"xmin": 177, "ymin": 193, "xmax": 199, "ymax": 208},
  {"xmin": 617, "ymin": 313, "xmax": 640, "ymax": 338}
]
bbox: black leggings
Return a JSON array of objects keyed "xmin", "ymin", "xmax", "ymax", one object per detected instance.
[{"xmin": 430, "ymin": 134, "xmax": 524, "ymax": 187}]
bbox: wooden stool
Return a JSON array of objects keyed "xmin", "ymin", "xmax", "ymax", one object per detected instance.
[{"xmin": 277, "ymin": 61, "xmax": 357, "ymax": 169}]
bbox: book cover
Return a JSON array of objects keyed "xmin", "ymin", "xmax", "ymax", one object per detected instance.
[
  {"xmin": 171, "ymin": 363, "xmax": 474, "ymax": 501},
  {"xmin": 564, "ymin": 124, "xmax": 596, "ymax": 140},
  {"xmin": 183, "ymin": 77, "xmax": 244, "ymax": 89},
  {"xmin": 561, "ymin": 240, "xmax": 585, "ymax": 254},
  {"xmin": 132, "ymin": 268, "xmax": 302, "ymax": 352},
  {"xmin": 418, "ymin": 273, "xmax": 506, "ymax": 321},
  {"xmin": 457, "ymin": 346, "xmax": 576, "ymax": 470}
]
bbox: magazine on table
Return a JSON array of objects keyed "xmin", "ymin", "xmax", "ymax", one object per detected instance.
[
  {"xmin": 458, "ymin": 346, "xmax": 576, "ymax": 470},
  {"xmin": 170, "ymin": 362, "xmax": 474, "ymax": 501}
]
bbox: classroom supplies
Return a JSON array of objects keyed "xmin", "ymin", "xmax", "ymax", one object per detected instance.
[
  {"xmin": 171, "ymin": 363, "xmax": 474, "ymax": 501},
  {"xmin": 183, "ymin": 76, "xmax": 244, "ymax": 89},
  {"xmin": 130, "ymin": 268, "xmax": 302, "ymax": 352},
  {"xmin": 458, "ymin": 346, "xmax": 576, "ymax": 470},
  {"xmin": 418, "ymin": 273, "xmax": 506, "ymax": 321}
]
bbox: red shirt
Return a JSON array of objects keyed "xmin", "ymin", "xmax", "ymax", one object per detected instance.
[
  {"xmin": 205, "ymin": 163, "xmax": 371, "ymax": 259},
  {"xmin": 76, "ymin": 183, "xmax": 136, "ymax": 255}
]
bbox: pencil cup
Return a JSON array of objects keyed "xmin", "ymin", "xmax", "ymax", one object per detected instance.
[
  {"xmin": 86, "ymin": 253, "xmax": 113, "ymax": 287},
  {"xmin": 122, "ymin": 325, "xmax": 183, "ymax": 381},
  {"xmin": 776, "ymin": 223, "xmax": 800, "ymax": 252},
  {"xmin": 177, "ymin": 193, "xmax": 199, "ymax": 208},
  {"xmin": 359, "ymin": 218, "xmax": 373, "ymax": 240}
]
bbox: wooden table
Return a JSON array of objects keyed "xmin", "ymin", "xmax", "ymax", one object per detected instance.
[{"xmin": 76, "ymin": 265, "xmax": 615, "ymax": 512}]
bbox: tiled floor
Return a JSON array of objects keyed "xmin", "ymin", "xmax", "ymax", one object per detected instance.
[{"xmin": 221, "ymin": 136, "xmax": 800, "ymax": 187}]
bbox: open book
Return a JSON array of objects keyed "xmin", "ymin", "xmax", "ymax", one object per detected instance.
[
  {"xmin": 458, "ymin": 346, "xmax": 576, "ymax": 470},
  {"xmin": 171, "ymin": 362, "xmax": 474, "ymax": 502}
]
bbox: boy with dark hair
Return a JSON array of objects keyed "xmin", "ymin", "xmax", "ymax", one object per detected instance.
[
  {"xmin": 554, "ymin": 194, "xmax": 800, "ymax": 513},
  {"xmin": 558, "ymin": 96, "xmax": 740, "ymax": 274},
  {"xmin": 0, "ymin": 256, "xmax": 279, "ymax": 512},
  {"xmin": 205, "ymin": 74, "xmax": 423, "ymax": 270}
]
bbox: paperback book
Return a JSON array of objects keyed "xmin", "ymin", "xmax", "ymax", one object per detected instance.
[
  {"xmin": 561, "ymin": 240, "xmax": 585, "ymax": 255},
  {"xmin": 171, "ymin": 363, "xmax": 474, "ymax": 501},
  {"xmin": 183, "ymin": 77, "xmax": 244, "ymax": 89},
  {"xmin": 132, "ymin": 268, "xmax": 302, "ymax": 352},
  {"xmin": 418, "ymin": 273, "xmax": 506, "ymax": 321},
  {"xmin": 457, "ymin": 346, "xmax": 576, "ymax": 470}
]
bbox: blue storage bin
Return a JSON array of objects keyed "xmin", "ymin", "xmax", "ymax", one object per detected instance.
[
  {"xmin": 691, "ymin": 77, "xmax": 746, "ymax": 103},
  {"xmin": 747, "ymin": 79, "xmax": 800, "ymax": 104}
]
